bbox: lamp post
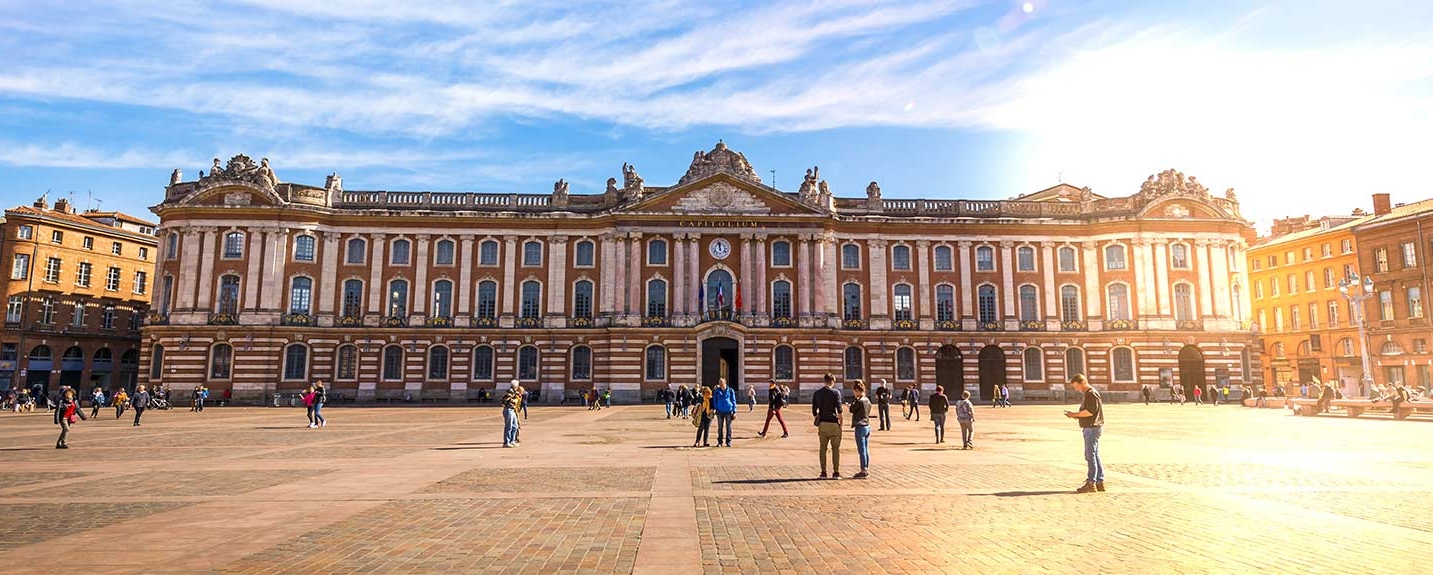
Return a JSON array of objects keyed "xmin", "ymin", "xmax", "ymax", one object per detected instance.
[{"xmin": 1339, "ymin": 273, "xmax": 1376, "ymax": 397}]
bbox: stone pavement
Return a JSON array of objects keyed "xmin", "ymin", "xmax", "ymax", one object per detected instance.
[{"xmin": 1, "ymin": 401, "xmax": 1432, "ymax": 574}]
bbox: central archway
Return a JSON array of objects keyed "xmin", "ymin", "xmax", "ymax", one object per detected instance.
[
  {"xmin": 935, "ymin": 345, "xmax": 964, "ymax": 395},
  {"xmin": 1178, "ymin": 345, "xmax": 1207, "ymax": 397},
  {"xmin": 978, "ymin": 344, "xmax": 1005, "ymax": 402},
  {"xmin": 701, "ymin": 336, "xmax": 740, "ymax": 390}
]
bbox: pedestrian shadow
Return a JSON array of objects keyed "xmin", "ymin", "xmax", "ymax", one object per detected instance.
[
  {"xmin": 640, "ymin": 445, "xmax": 702, "ymax": 449},
  {"xmin": 0, "ymin": 447, "xmax": 44, "ymax": 452},
  {"xmin": 714, "ymin": 478, "xmax": 829, "ymax": 485},
  {"xmin": 977, "ymin": 490, "xmax": 1069, "ymax": 497},
  {"xmin": 430, "ymin": 446, "xmax": 507, "ymax": 450}
]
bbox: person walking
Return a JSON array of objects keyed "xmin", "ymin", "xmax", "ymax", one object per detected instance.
[
  {"xmin": 875, "ymin": 379, "xmax": 892, "ymax": 431},
  {"xmin": 198, "ymin": 385, "xmax": 209, "ymax": 412},
  {"xmin": 758, "ymin": 380, "xmax": 789, "ymax": 438},
  {"xmin": 850, "ymin": 380, "xmax": 873, "ymax": 479},
  {"xmin": 601, "ymin": 388, "xmax": 612, "ymax": 410},
  {"xmin": 998, "ymin": 383, "xmax": 1011, "ymax": 408},
  {"xmin": 1063, "ymin": 374, "xmax": 1105, "ymax": 493},
  {"xmin": 928, "ymin": 385, "xmax": 950, "ymax": 444},
  {"xmin": 1141, "ymin": 384, "xmax": 1151, "ymax": 405},
  {"xmin": 131, "ymin": 385, "xmax": 149, "ymax": 427},
  {"xmin": 955, "ymin": 389, "xmax": 975, "ymax": 449},
  {"xmin": 54, "ymin": 388, "xmax": 87, "ymax": 449},
  {"xmin": 113, "ymin": 388, "xmax": 128, "ymax": 419},
  {"xmin": 520, "ymin": 386, "xmax": 531, "ymax": 420},
  {"xmin": 745, "ymin": 384, "xmax": 757, "ymax": 412},
  {"xmin": 906, "ymin": 385, "xmax": 921, "ymax": 420},
  {"xmin": 1192, "ymin": 385, "xmax": 1203, "ymax": 406},
  {"xmin": 677, "ymin": 385, "xmax": 691, "ymax": 418},
  {"xmin": 313, "ymin": 381, "xmax": 327, "ymax": 428},
  {"xmin": 191, "ymin": 385, "xmax": 203, "ymax": 412},
  {"xmin": 692, "ymin": 386, "xmax": 714, "ymax": 447},
  {"xmin": 502, "ymin": 382, "xmax": 521, "ymax": 447},
  {"xmin": 813, "ymin": 374, "xmax": 844, "ymax": 478},
  {"xmin": 513, "ymin": 384, "xmax": 526, "ymax": 443},
  {"xmin": 301, "ymin": 385, "xmax": 318, "ymax": 428},
  {"xmin": 89, "ymin": 387, "xmax": 105, "ymax": 419},
  {"xmin": 712, "ymin": 378, "xmax": 738, "ymax": 447},
  {"xmin": 660, "ymin": 386, "xmax": 674, "ymax": 419}
]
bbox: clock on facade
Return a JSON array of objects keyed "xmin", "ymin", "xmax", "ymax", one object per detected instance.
[{"xmin": 709, "ymin": 238, "xmax": 732, "ymax": 259}]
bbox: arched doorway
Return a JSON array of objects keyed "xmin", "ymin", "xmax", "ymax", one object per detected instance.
[
  {"xmin": 1178, "ymin": 345, "xmax": 1207, "ymax": 397},
  {"xmin": 701, "ymin": 336, "xmax": 740, "ymax": 390},
  {"xmin": 119, "ymin": 349, "xmax": 139, "ymax": 392},
  {"xmin": 59, "ymin": 346, "xmax": 85, "ymax": 389},
  {"xmin": 27, "ymin": 345, "xmax": 53, "ymax": 395},
  {"xmin": 91, "ymin": 347, "xmax": 114, "ymax": 388},
  {"xmin": 978, "ymin": 345, "xmax": 1005, "ymax": 402},
  {"xmin": 935, "ymin": 345, "xmax": 964, "ymax": 395},
  {"xmin": 704, "ymin": 269, "xmax": 735, "ymax": 321}
]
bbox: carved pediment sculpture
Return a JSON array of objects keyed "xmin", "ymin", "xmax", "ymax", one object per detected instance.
[
  {"xmin": 677, "ymin": 140, "xmax": 763, "ymax": 186},
  {"xmin": 223, "ymin": 191, "xmax": 252, "ymax": 206},
  {"xmin": 201, "ymin": 154, "xmax": 280, "ymax": 190},
  {"xmin": 671, "ymin": 182, "xmax": 772, "ymax": 214},
  {"xmin": 1138, "ymin": 169, "xmax": 1209, "ymax": 199}
]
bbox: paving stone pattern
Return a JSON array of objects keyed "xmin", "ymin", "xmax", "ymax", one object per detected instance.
[
  {"xmin": 425, "ymin": 466, "xmax": 657, "ymax": 493},
  {"xmin": 0, "ymin": 502, "xmax": 187, "ymax": 551}
]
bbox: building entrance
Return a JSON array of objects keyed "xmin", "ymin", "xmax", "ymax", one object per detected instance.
[{"xmin": 701, "ymin": 337, "xmax": 740, "ymax": 390}]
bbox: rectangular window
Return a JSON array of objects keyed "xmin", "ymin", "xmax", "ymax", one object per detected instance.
[
  {"xmin": 1016, "ymin": 248, "xmax": 1035, "ymax": 271},
  {"xmin": 1323, "ymin": 268, "xmax": 1334, "ymax": 289},
  {"xmin": 480, "ymin": 241, "xmax": 500, "ymax": 266},
  {"xmin": 1403, "ymin": 242, "xmax": 1417, "ymax": 268},
  {"xmin": 111, "ymin": 241, "xmax": 123, "ymax": 255},
  {"xmin": 1328, "ymin": 300, "xmax": 1339, "ymax": 327},
  {"xmin": 138, "ymin": 247, "xmax": 148, "ymax": 260},
  {"xmin": 101, "ymin": 305, "xmax": 115, "ymax": 329},
  {"xmin": 1302, "ymin": 247, "xmax": 1312, "ymax": 262},
  {"xmin": 1268, "ymin": 255, "xmax": 1277, "ymax": 268},
  {"xmin": 1341, "ymin": 239, "xmax": 1353, "ymax": 254},
  {"xmin": 1409, "ymin": 286, "xmax": 1423, "ymax": 319},
  {"xmin": 1375, "ymin": 248, "xmax": 1389, "ymax": 273},
  {"xmin": 51, "ymin": 230, "xmax": 63, "ymax": 244},
  {"xmin": 1057, "ymin": 248, "xmax": 1076, "ymax": 272},
  {"xmin": 5, "ymin": 296, "xmax": 21, "ymax": 323},
  {"xmin": 76, "ymin": 262, "xmax": 91, "ymax": 287},
  {"xmin": 133, "ymin": 271, "xmax": 147, "ymax": 295},
  {"xmin": 935, "ymin": 246, "xmax": 954, "ymax": 271},
  {"xmin": 166, "ymin": 233, "xmax": 178, "ymax": 260},
  {"xmin": 11, "ymin": 254, "xmax": 28, "ymax": 280},
  {"xmin": 44, "ymin": 257, "xmax": 61, "ymax": 283},
  {"xmin": 1252, "ymin": 259, "xmax": 1261, "ymax": 271},
  {"xmin": 71, "ymin": 303, "xmax": 85, "ymax": 327},
  {"xmin": 1380, "ymin": 290, "xmax": 1394, "ymax": 321},
  {"xmin": 434, "ymin": 240, "xmax": 455, "ymax": 265},
  {"xmin": 106, "ymin": 267, "xmax": 121, "ymax": 291},
  {"xmin": 1321, "ymin": 243, "xmax": 1332, "ymax": 258},
  {"xmin": 17, "ymin": 225, "xmax": 33, "ymax": 239},
  {"xmin": 976, "ymin": 247, "xmax": 995, "ymax": 271},
  {"xmin": 82, "ymin": 237, "xmax": 94, "ymax": 250},
  {"xmin": 522, "ymin": 241, "xmax": 542, "ymax": 266},
  {"xmin": 1104, "ymin": 247, "xmax": 1126, "ymax": 271},
  {"xmin": 772, "ymin": 241, "xmax": 792, "ymax": 267},
  {"xmin": 1309, "ymin": 302, "xmax": 1318, "ymax": 329},
  {"xmin": 1285, "ymin": 251, "xmax": 1295, "ymax": 265}
]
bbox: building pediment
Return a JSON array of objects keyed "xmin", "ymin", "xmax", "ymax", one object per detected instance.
[
  {"xmin": 618, "ymin": 173, "xmax": 824, "ymax": 216},
  {"xmin": 177, "ymin": 180, "xmax": 286, "ymax": 208}
]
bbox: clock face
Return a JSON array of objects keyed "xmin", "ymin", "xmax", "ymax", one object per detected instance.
[{"xmin": 710, "ymin": 238, "xmax": 732, "ymax": 259}]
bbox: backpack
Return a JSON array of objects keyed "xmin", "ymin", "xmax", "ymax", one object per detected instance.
[{"xmin": 772, "ymin": 390, "xmax": 786, "ymax": 409}]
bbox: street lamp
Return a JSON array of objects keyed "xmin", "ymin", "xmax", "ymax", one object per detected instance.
[{"xmin": 1338, "ymin": 272, "xmax": 1376, "ymax": 396}]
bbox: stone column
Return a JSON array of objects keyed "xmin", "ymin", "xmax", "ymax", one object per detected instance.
[
  {"xmin": 458, "ymin": 235, "xmax": 474, "ymax": 315},
  {"xmin": 501, "ymin": 235, "xmax": 518, "ymax": 318},
  {"xmin": 868, "ymin": 239, "xmax": 889, "ymax": 328},
  {"xmin": 262, "ymin": 229, "xmax": 286, "ymax": 311},
  {"xmin": 628, "ymin": 233, "xmax": 643, "ymax": 317},
  {"xmin": 1132, "ymin": 240, "xmax": 1153, "ymax": 320},
  {"xmin": 1211, "ymin": 239, "xmax": 1231, "ymax": 319},
  {"xmin": 1082, "ymin": 241, "xmax": 1102, "ymax": 320},
  {"xmin": 958, "ymin": 241, "xmax": 974, "ymax": 325},
  {"xmin": 755, "ymin": 235, "xmax": 768, "ymax": 316},
  {"xmin": 917, "ymin": 240, "xmax": 932, "ymax": 328},
  {"xmin": 412, "ymin": 235, "xmax": 431, "ymax": 318},
  {"xmin": 613, "ymin": 234, "xmax": 627, "ymax": 315},
  {"xmin": 548, "ymin": 235, "xmax": 568, "ymax": 324},
  {"xmin": 822, "ymin": 234, "xmax": 838, "ymax": 317},
  {"xmin": 673, "ymin": 233, "xmax": 687, "ymax": 316},
  {"xmin": 318, "ymin": 232, "xmax": 341, "ymax": 320},
  {"xmin": 243, "ymin": 230, "xmax": 263, "ymax": 311},
  {"xmin": 367, "ymin": 234, "xmax": 386, "ymax": 315},
  {"xmin": 689, "ymin": 235, "xmax": 702, "ymax": 313},
  {"xmin": 599, "ymin": 233, "xmax": 616, "ymax": 315},
  {"xmin": 195, "ymin": 228, "xmax": 217, "ymax": 310},
  {"xmin": 176, "ymin": 228, "xmax": 200, "ymax": 310},
  {"xmin": 796, "ymin": 236, "xmax": 810, "ymax": 317},
  {"xmin": 740, "ymin": 234, "xmax": 753, "ymax": 315},
  {"xmin": 999, "ymin": 241, "xmax": 1014, "ymax": 319},
  {"xmin": 1196, "ymin": 239, "xmax": 1216, "ymax": 319},
  {"xmin": 1153, "ymin": 240, "xmax": 1171, "ymax": 317},
  {"xmin": 1041, "ymin": 243, "xmax": 1057, "ymax": 320}
]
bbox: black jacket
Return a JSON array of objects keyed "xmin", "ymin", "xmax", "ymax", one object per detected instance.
[{"xmin": 54, "ymin": 398, "xmax": 88, "ymax": 425}]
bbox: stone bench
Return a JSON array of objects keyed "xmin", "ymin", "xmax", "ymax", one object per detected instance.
[
  {"xmin": 1291, "ymin": 398, "xmax": 1433, "ymax": 420},
  {"xmin": 1241, "ymin": 397, "xmax": 1289, "ymax": 408}
]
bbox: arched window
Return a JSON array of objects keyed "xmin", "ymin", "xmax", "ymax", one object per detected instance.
[
  {"xmin": 520, "ymin": 280, "xmax": 541, "ymax": 319},
  {"xmin": 432, "ymin": 280, "xmax": 453, "ymax": 318},
  {"xmin": 479, "ymin": 239, "xmax": 500, "ymax": 266},
  {"xmin": 517, "ymin": 346, "xmax": 539, "ymax": 380},
  {"xmin": 975, "ymin": 246, "xmax": 995, "ymax": 271},
  {"xmin": 1381, "ymin": 340, "xmax": 1402, "ymax": 355},
  {"xmin": 160, "ymin": 275, "xmax": 174, "ymax": 315},
  {"xmin": 892, "ymin": 245, "xmax": 912, "ymax": 270},
  {"xmin": 772, "ymin": 280, "xmax": 792, "ymax": 319},
  {"xmin": 346, "ymin": 238, "xmax": 366, "ymax": 264},
  {"xmin": 1060, "ymin": 285, "xmax": 1081, "ymax": 322},
  {"xmin": 934, "ymin": 245, "xmax": 953, "ymax": 271},
  {"xmin": 388, "ymin": 280, "xmax": 409, "ymax": 317},
  {"xmin": 893, "ymin": 284, "xmax": 913, "ymax": 321},
  {"xmin": 1065, "ymin": 347, "xmax": 1085, "ymax": 378},
  {"xmin": 936, "ymin": 285, "xmax": 956, "ymax": 322},
  {"xmin": 472, "ymin": 346, "xmax": 494, "ymax": 380},
  {"xmin": 428, "ymin": 346, "xmax": 449, "ymax": 379},
  {"xmin": 648, "ymin": 239, "xmax": 668, "ymax": 266},
  {"xmin": 842, "ymin": 283, "xmax": 862, "ymax": 320},
  {"xmin": 223, "ymin": 232, "xmax": 244, "ymax": 258},
  {"xmin": 434, "ymin": 239, "xmax": 455, "ymax": 265},
  {"xmin": 336, "ymin": 345, "xmax": 357, "ymax": 380},
  {"xmin": 705, "ymin": 269, "xmax": 734, "ymax": 312},
  {"xmin": 341, "ymin": 279, "xmax": 364, "ymax": 318},
  {"xmin": 1018, "ymin": 285, "xmax": 1039, "ymax": 321},
  {"xmin": 522, "ymin": 240, "xmax": 542, "ymax": 266},
  {"xmin": 1338, "ymin": 338, "xmax": 1354, "ymax": 356},
  {"xmin": 289, "ymin": 277, "xmax": 313, "ymax": 314},
  {"xmin": 977, "ymin": 285, "xmax": 998, "ymax": 323},
  {"xmin": 294, "ymin": 235, "xmax": 316, "ymax": 262},
  {"xmin": 282, "ymin": 344, "xmax": 308, "ymax": 381},
  {"xmin": 647, "ymin": 279, "xmax": 667, "ymax": 317},
  {"xmin": 149, "ymin": 344, "xmax": 164, "ymax": 380},
  {"xmin": 166, "ymin": 232, "xmax": 179, "ymax": 260},
  {"xmin": 1104, "ymin": 245, "xmax": 1127, "ymax": 270},
  {"xmin": 1111, "ymin": 347, "xmax": 1135, "ymax": 381},
  {"xmin": 645, "ymin": 345, "xmax": 666, "ymax": 380},
  {"xmin": 841, "ymin": 244, "xmax": 860, "ymax": 269},
  {"xmin": 574, "ymin": 240, "xmax": 595, "ymax": 267},
  {"xmin": 1058, "ymin": 246, "xmax": 1077, "ymax": 272},
  {"xmin": 1023, "ymin": 348, "xmax": 1044, "ymax": 381},
  {"xmin": 1106, "ymin": 284, "xmax": 1130, "ymax": 321},
  {"xmin": 896, "ymin": 347, "xmax": 916, "ymax": 381},
  {"xmin": 382, "ymin": 346, "xmax": 404, "ymax": 381},
  {"xmin": 772, "ymin": 240, "xmax": 792, "ymax": 267},
  {"xmin": 209, "ymin": 343, "xmax": 232, "ymax": 379},
  {"xmin": 1170, "ymin": 243, "xmax": 1189, "ymax": 269},
  {"xmin": 391, "ymin": 239, "xmax": 411, "ymax": 265},
  {"xmin": 477, "ymin": 280, "xmax": 497, "ymax": 319},
  {"xmin": 774, "ymin": 345, "xmax": 795, "ymax": 380},
  {"xmin": 217, "ymin": 275, "xmax": 240, "ymax": 314},
  {"xmin": 1016, "ymin": 246, "xmax": 1036, "ymax": 271},
  {"xmin": 571, "ymin": 345, "xmax": 591, "ymax": 380},
  {"xmin": 844, "ymin": 346, "xmax": 864, "ymax": 381},
  {"xmin": 1174, "ymin": 283, "xmax": 1195, "ymax": 322},
  {"xmin": 572, "ymin": 280, "xmax": 593, "ymax": 319}
]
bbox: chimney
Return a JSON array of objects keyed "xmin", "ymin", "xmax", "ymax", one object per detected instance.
[
  {"xmin": 54, "ymin": 198, "xmax": 71, "ymax": 214},
  {"xmin": 1372, "ymin": 193, "xmax": 1392, "ymax": 216}
]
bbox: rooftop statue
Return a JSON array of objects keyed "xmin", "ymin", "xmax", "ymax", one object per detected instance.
[
  {"xmin": 677, "ymin": 140, "xmax": 763, "ymax": 186},
  {"xmin": 201, "ymin": 154, "xmax": 280, "ymax": 189}
]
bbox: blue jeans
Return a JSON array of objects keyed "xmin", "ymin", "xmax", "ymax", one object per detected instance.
[
  {"xmin": 854, "ymin": 425, "xmax": 871, "ymax": 470},
  {"xmin": 1082, "ymin": 426, "xmax": 1104, "ymax": 482},
  {"xmin": 664, "ymin": 402, "xmax": 673, "ymax": 418},
  {"xmin": 715, "ymin": 412, "xmax": 734, "ymax": 445},
  {"xmin": 503, "ymin": 408, "xmax": 518, "ymax": 445},
  {"xmin": 313, "ymin": 402, "xmax": 324, "ymax": 425},
  {"xmin": 931, "ymin": 413, "xmax": 946, "ymax": 443}
]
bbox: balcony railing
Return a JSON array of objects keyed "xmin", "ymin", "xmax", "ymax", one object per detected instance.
[
  {"xmin": 1106, "ymin": 319, "xmax": 1136, "ymax": 331},
  {"xmin": 515, "ymin": 316, "xmax": 542, "ymax": 328},
  {"xmin": 1176, "ymin": 319, "xmax": 1204, "ymax": 331},
  {"xmin": 770, "ymin": 316, "xmax": 797, "ymax": 328},
  {"xmin": 384, "ymin": 315, "xmax": 408, "ymax": 327},
  {"xmin": 569, "ymin": 316, "xmax": 593, "ymax": 328},
  {"xmin": 1019, "ymin": 320, "xmax": 1045, "ymax": 332},
  {"xmin": 702, "ymin": 309, "xmax": 738, "ymax": 323},
  {"xmin": 471, "ymin": 316, "xmax": 499, "ymax": 328},
  {"xmin": 1061, "ymin": 320, "xmax": 1088, "ymax": 331},
  {"xmin": 978, "ymin": 320, "xmax": 1002, "ymax": 331},
  {"xmin": 842, "ymin": 317, "xmax": 867, "ymax": 330},
  {"xmin": 336, "ymin": 315, "xmax": 363, "ymax": 327},
  {"xmin": 208, "ymin": 312, "xmax": 239, "ymax": 326},
  {"xmin": 281, "ymin": 313, "xmax": 313, "ymax": 326},
  {"xmin": 643, "ymin": 315, "xmax": 671, "ymax": 327},
  {"xmin": 426, "ymin": 316, "xmax": 453, "ymax": 328},
  {"xmin": 935, "ymin": 319, "xmax": 961, "ymax": 331},
  {"xmin": 893, "ymin": 318, "xmax": 917, "ymax": 331}
]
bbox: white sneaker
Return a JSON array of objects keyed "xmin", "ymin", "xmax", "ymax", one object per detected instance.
[
  {"xmin": 319, "ymin": 421, "xmax": 325, "ymax": 427},
  {"xmin": 308, "ymin": 423, "xmax": 316, "ymax": 428}
]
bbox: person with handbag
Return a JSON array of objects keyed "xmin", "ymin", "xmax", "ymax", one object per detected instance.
[
  {"xmin": 692, "ymin": 386, "xmax": 714, "ymax": 447},
  {"xmin": 758, "ymin": 380, "xmax": 789, "ymax": 438},
  {"xmin": 131, "ymin": 385, "xmax": 149, "ymax": 427},
  {"xmin": 302, "ymin": 385, "xmax": 317, "ymax": 428},
  {"xmin": 54, "ymin": 388, "xmax": 87, "ymax": 449}
]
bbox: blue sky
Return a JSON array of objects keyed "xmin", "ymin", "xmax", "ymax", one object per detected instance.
[{"xmin": 1, "ymin": 0, "xmax": 1430, "ymax": 231}]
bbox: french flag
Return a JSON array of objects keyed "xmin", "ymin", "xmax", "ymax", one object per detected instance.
[{"xmin": 717, "ymin": 283, "xmax": 725, "ymax": 308}]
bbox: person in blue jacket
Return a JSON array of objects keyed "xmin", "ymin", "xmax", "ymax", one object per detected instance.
[{"xmin": 711, "ymin": 378, "xmax": 739, "ymax": 447}]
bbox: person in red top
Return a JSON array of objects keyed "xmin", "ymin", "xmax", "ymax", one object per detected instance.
[
  {"xmin": 1192, "ymin": 385, "xmax": 1203, "ymax": 406},
  {"xmin": 54, "ymin": 388, "xmax": 88, "ymax": 449}
]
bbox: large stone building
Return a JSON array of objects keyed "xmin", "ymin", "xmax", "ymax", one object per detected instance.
[
  {"xmin": 143, "ymin": 144, "xmax": 1259, "ymax": 404},
  {"xmin": 2, "ymin": 197, "xmax": 158, "ymax": 394},
  {"xmin": 1351, "ymin": 194, "xmax": 1433, "ymax": 393}
]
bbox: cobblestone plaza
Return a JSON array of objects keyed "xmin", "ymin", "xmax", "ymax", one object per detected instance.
[{"xmin": 0, "ymin": 403, "xmax": 1429, "ymax": 574}]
